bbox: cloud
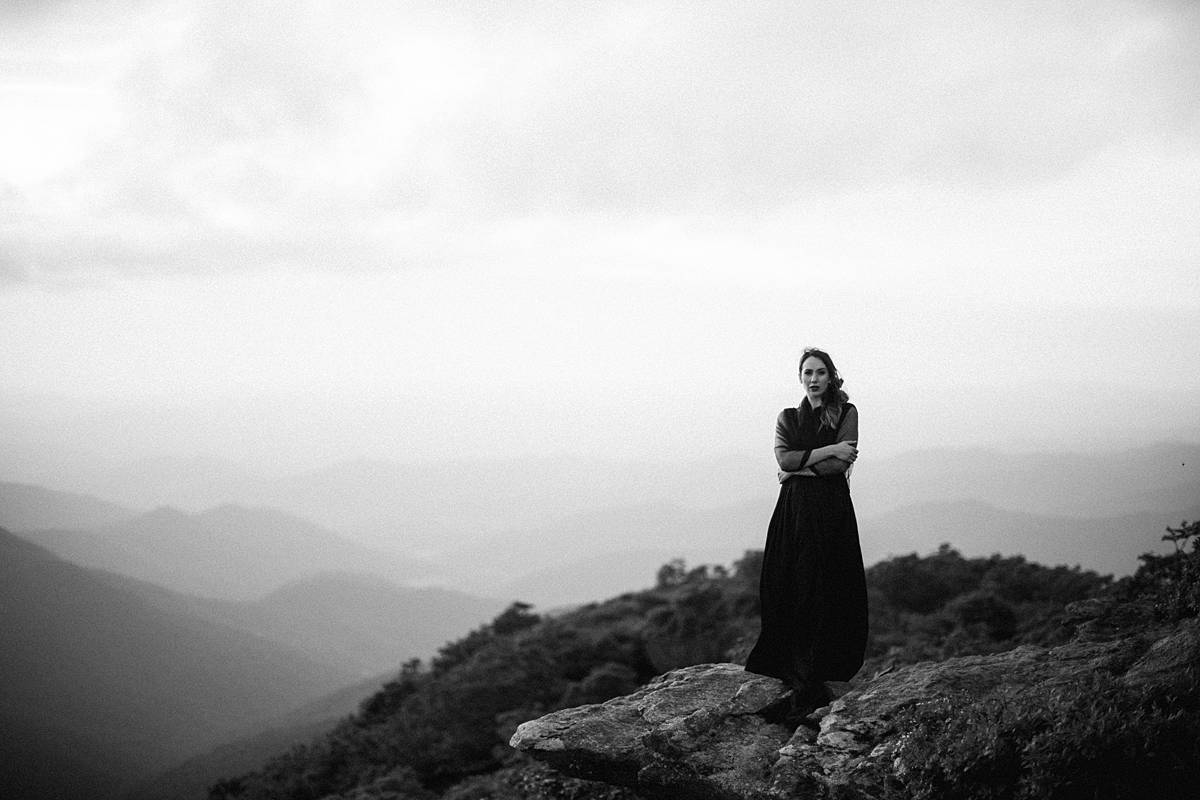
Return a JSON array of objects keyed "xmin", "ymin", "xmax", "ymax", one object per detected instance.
[{"xmin": 2, "ymin": 0, "xmax": 1199, "ymax": 285}]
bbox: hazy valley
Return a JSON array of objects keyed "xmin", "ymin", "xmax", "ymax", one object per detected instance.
[{"xmin": 10, "ymin": 439, "xmax": 1196, "ymax": 603}]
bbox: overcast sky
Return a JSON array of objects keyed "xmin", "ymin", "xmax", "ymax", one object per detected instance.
[{"xmin": 2, "ymin": 0, "xmax": 1199, "ymax": 476}]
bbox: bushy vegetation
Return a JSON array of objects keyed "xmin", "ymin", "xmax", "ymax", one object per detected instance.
[
  {"xmin": 888, "ymin": 520, "xmax": 1200, "ymax": 800},
  {"xmin": 891, "ymin": 668, "xmax": 1200, "ymax": 800},
  {"xmin": 209, "ymin": 542, "xmax": 1125, "ymax": 800},
  {"xmin": 863, "ymin": 544, "xmax": 1108, "ymax": 668},
  {"xmin": 1125, "ymin": 519, "xmax": 1200, "ymax": 621}
]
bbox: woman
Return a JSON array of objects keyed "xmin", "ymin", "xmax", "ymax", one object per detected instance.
[{"xmin": 745, "ymin": 348, "xmax": 868, "ymax": 711}]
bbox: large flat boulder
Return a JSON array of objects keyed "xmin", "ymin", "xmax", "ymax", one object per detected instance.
[{"xmin": 510, "ymin": 663, "xmax": 792, "ymax": 799}]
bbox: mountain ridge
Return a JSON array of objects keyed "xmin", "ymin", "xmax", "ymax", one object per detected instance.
[
  {"xmin": 0, "ymin": 481, "xmax": 137, "ymax": 530},
  {"xmin": 18, "ymin": 501, "xmax": 431, "ymax": 601}
]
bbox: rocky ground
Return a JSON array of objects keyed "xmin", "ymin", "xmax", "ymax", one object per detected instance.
[{"xmin": 510, "ymin": 597, "xmax": 1200, "ymax": 799}]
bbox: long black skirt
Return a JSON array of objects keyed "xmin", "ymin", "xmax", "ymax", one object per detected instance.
[{"xmin": 744, "ymin": 475, "xmax": 867, "ymax": 686}]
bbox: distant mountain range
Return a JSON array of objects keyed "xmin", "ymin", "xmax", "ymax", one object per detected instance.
[
  {"xmin": 851, "ymin": 441, "xmax": 1200, "ymax": 520},
  {"xmin": 0, "ymin": 523, "xmax": 506, "ymax": 800},
  {"xmin": 860, "ymin": 499, "xmax": 1200, "ymax": 577},
  {"xmin": 0, "ymin": 481, "xmax": 137, "ymax": 530},
  {"xmin": 21, "ymin": 453, "xmax": 772, "ymax": 551},
  {"xmin": 492, "ymin": 547, "xmax": 735, "ymax": 609},
  {"xmin": 23, "ymin": 441, "xmax": 1198, "ymax": 547},
  {"xmin": 0, "ymin": 528, "xmax": 352, "ymax": 800},
  {"xmin": 9, "ymin": 495, "xmax": 433, "ymax": 601},
  {"xmin": 469, "ymin": 496, "xmax": 1199, "ymax": 608},
  {"xmin": 97, "ymin": 569, "xmax": 506, "ymax": 678},
  {"xmin": 444, "ymin": 499, "xmax": 767, "ymax": 598},
  {"xmin": 7, "ymin": 438, "xmax": 1198, "ymax": 609},
  {"xmin": 221, "ymin": 572, "xmax": 503, "ymax": 675}
]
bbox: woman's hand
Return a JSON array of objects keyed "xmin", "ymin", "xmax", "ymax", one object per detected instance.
[
  {"xmin": 830, "ymin": 440, "xmax": 858, "ymax": 463},
  {"xmin": 808, "ymin": 456, "xmax": 852, "ymax": 476}
]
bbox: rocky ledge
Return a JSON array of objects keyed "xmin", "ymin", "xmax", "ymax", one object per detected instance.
[{"xmin": 510, "ymin": 601, "xmax": 1199, "ymax": 799}]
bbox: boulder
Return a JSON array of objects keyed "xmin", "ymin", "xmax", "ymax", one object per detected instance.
[{"xmin": 510, "ymin": 663, "xmax": 792, "ymax": 799}]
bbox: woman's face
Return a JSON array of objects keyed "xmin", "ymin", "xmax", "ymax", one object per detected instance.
[{"xmin": 800, "ymin": 355, "xmax": 831, "ymax": 402}]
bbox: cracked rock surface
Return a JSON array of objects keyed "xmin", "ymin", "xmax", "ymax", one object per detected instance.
[{"xmin": 510, "ymin": 663, "xmax": 793, "ymax": 799}]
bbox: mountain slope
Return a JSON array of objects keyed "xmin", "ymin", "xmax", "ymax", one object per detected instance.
[
  {"xmin": 21, "ymin": 503, "xmax": 430, "ymax": 600},
  {"xmin": 440, "ymin": 499, "xmax": 765, "ymax": 596},
  {"xmin": 21, "ymin": 443, "xmax": 1196, "ymax": 588},
  {"xmin": 469, "ymin": 494, "xmax": 1199, "ymax": 606},
  {"xmin": 89, "ymin": 568, "xmax": 504, "ymax": 678},
  {"xmin": 233, "ymin": 573, "xmax": 506, "ymax": 676},
  {"xmin": 495, "ymin": 548, "xmax": 729, "ymax": 609},
  {"xmin": 0, "ymin": 528, "xmax": 355, "ymax": 800},
  {"xmin": 0, "ymin": 481, "xmax": 137, "ymax": 531},
  {"xmin": 128, "ymin": 672, "xmax": 396, "ymax": 800},
  {"xmin": 43, "ymin": 442, "xmax": 1200, "ymax": 540},
  {"xmin": 862, "ymin": 499, "xmax": 1200, "ymax": 575},
  {"xmin": 853, "ymin": 441, "xmax": 1200, "ymax": 519}
]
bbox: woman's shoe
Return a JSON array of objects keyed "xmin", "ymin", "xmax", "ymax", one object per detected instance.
[{"xmin": 781, "ymin": 680, "xmax": 832, "ymax": 728}]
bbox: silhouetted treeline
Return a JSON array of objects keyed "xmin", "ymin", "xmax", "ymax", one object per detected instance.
[{"xmin": 209, "ymin": 541, "xmax": 1138, "ymax": 800}]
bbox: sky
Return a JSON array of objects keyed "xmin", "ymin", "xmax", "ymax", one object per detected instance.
[{"xmin": 2, "ymin": 0, "xmax": 1199, "ymax": 480}]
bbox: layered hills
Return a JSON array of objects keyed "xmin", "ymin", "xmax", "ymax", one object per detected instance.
[
  {"xmin": 16, "ymin": 500, "xmax": 430, "ymax": 601},
  {"xmin": 44, "ymin": 442, "xmax": 1200, "ymax": 531},
  {"xmin": 12, "ymin": 442, "xmax": 1196, "ymax": 607},
  {"xmin": 0, "ymin": 480, "xmax": 136, "ymax": 530},
  {"xmin": 0, "ymin": 483, "xmax": 506, "ymax": 800},
  {"xmin": 96, "ymin": 569, "xmax": 505, "ymax": 678},
  {"xmin": 0, "ymin": 528, "xmax": 351, "ymax": 800}
]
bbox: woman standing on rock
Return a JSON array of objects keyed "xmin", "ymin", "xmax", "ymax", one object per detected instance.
[{"xmin": 745, "ymin": 347, "xmax": 868, "ymax": 711}]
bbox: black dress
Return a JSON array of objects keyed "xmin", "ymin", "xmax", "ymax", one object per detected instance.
[{"xmin": 744, "ymin": 401, "xmax": 868, "ymax": 687}]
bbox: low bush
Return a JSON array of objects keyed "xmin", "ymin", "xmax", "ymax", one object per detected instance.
[
  {"xmin": 1128, "ymin": 519, "xmax": 1200, "ymax": 621},
  {"xmin": 891, "ymin": 666, "xmax": 1200, "ymax": 800}
]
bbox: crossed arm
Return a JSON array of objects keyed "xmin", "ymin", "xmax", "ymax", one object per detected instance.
[{"xmin": 776, "ymin": 405, "xmax": 859, "ymax": 482}]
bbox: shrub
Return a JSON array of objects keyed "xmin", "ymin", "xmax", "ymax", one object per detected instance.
[
  {"xmin": 946, "ymin": 590, "xmax": 1018, "ymax": 641},
  {"xmin": 869, "ymin": 545, "xmax": 984, "ymax": 614},
  {"xmin": 1131, "ymin": 520, "xmax": 1200, "ymax": 621},
  {"xmin": 891, "ymin": 667, "xmax": 1200, "ymax": 800}
]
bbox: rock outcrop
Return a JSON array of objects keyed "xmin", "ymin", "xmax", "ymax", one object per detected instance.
[{"xmin": 510, "ymin": 600, "xmax": 1200, "ymax": 799}]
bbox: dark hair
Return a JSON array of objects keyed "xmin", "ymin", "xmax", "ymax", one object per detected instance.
[{"xmin": 799, "ymin": 348, "xmax": 849, "ymax": 431}]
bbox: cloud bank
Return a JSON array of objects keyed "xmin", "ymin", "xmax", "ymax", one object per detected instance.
[{"xmin": 3, "ymin": 0, "xmax": 1198, "ymax": 288}]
